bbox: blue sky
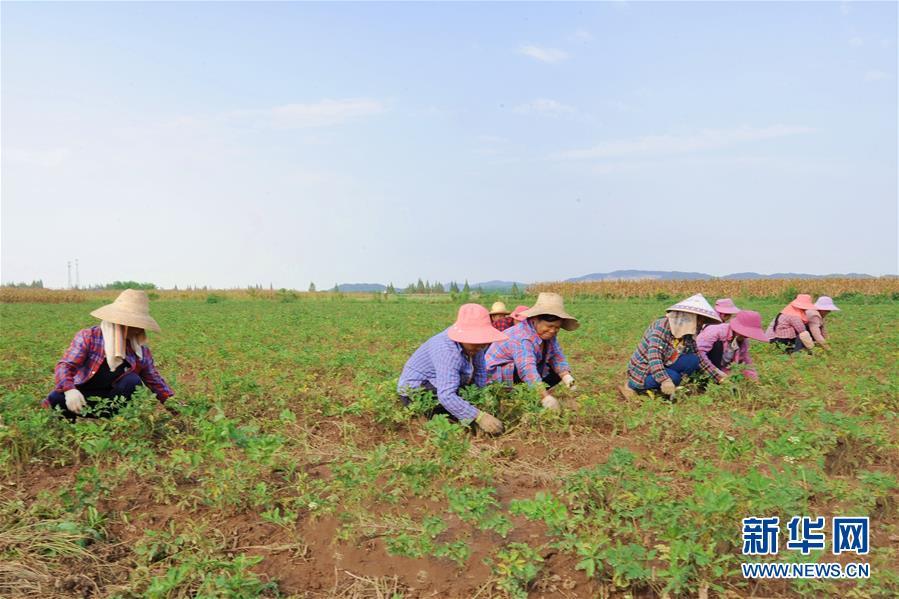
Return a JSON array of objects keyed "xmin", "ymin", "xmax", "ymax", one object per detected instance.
[{"xmin": 2, "ymin": 1, "xmax": 896, "ymax": 288}]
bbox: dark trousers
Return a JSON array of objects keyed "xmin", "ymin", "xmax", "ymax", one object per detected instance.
[
  {"xmin": 513, "ymin": 368, "xmax": 562, "ymax": 389},
  {"xmin": 771, "ymin": 337, "xmax": 806, "ymax": 354},
  {"xmin": 46, "ymin": 372, "xmax": 143, "ymax": 421},
  {"xmin": 633, "ymin": 353, "xmax": 700, "ymax": 390},
  {"xmin": 706, "ymin": 341, "xmax": 725, "ymax": 370},
  {"xmin": 398, "ymin": 381, "xmax": 456, "ymax": 421}
]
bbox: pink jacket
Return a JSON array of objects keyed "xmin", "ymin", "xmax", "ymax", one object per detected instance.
[{"xmin": 696, "ymin": 323, "xmax": 758, "ymax": 380}]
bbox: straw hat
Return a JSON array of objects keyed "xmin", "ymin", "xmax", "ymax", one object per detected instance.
[
  {"xmin": 667, "ymin": 294, "xmax": 721, "ymax": 322},
  {"xmin": 90, "ymin": 289, "xmax": 161, "ymax": 332},
  {"xmin": 489, "ymin": 301, "xmax": 511, "ymax": 316},
  {"xmin": 714, "ymin": 298, "xmax": 741, "ymax": 315},
  {"xmin": 729, "ymin": 310, "xmax": 769, "ymax": 342},
  {"xmin": 448, "ymin": 304, "xmax": 508, "ymax": 344},
  {"xmin": 510, "ymin": 305, "xmax": 530, "ymax": 322},
  {"xmin": 814, "ymin": 296, "xmax": 840, "ymax": 312},
  {"xmin": 520, "ymin": 292, "xmax": 579, "ymax": 331}
]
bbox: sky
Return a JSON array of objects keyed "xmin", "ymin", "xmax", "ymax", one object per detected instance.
[{"xmin": 2, "ymin": 1, "xmax": 896, "ymax": 289}]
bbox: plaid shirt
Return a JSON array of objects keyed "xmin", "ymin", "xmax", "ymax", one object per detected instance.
[
  {"xmin": 627, "ymin": 317, "xmax": 722, "ymax": 387},
  {"xmin": 491, "ymin": 316, "xmax": 515, "ymax": 332},
  {"xmin": 695, "ymin": 322, "xmax": 758, "ymax": 380},
  {"xmin": 47, "ymin": 326, "xmax": 174, "ymax": 404},
  {"xmin": 766, "ymin": 313, "xmax": 807, "ymax": 340},
  {"xmin": 398, "ymin": 328, "xmax": 486, "ymax": 420},
  {"xmin": 485, "ymin": 320, "xmax": 570, "ymax": 385}
]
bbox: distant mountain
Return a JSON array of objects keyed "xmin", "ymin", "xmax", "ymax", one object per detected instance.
[
  {"xmin": 567, "ymin": 270, "xmax": 712, "ymax": 282},
  {"xmin": 334, "ymin": 283, "xmax": 387, "ymax": 292},
  {"xmin": 471, "ymin": 280, "xmax": 528, "ymax": 291}
]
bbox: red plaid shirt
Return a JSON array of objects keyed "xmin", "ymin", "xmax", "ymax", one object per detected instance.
[
  {"xmin": 46, "ymin": 326, "xmax": 174, "ymax": 404},
  {"xmin": 491, "ymin": 316, "xmax": 515, "ymax": 332}
]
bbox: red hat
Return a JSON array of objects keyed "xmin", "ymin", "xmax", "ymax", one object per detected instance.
[
  {"xmin": 510, "ymin": 305, "xmax": 530, "ymax": 322},
  {"xmin": 448, "ymin": 304, "xmax": 509, "ymax": 344}
]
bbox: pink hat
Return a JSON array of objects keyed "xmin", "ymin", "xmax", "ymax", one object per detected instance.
[
  {"xmin": 510, "ymin": 305, "xmax": 530, "ymax": 322},
  {"xmin": 714, "ymin": 298, "xmax": 741, "ymax": 316},
  {"xmin": 729, "ymin": 310, "xmax": 769, "ymax": 342},
  {"xmin": 790, "ymin": 294, "xmax": 816, "ymax": 311},
  {"xmin": 814, "ymin": 296, "xmax": 840, "ymax": 312},
  {"xmin": 448, "ymin": 303, "xmax": 509, "ymax": 344}
]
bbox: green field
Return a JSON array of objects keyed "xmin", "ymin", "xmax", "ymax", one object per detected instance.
[{"xmin": 1, "ymin": 295, "xmax": 897, "ymax": 598}]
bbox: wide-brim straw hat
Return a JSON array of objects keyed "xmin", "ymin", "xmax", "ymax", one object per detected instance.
[
  {"xmin": 667, "ymin": 294, "xmax": 722, "ymax": 322},
  {"xmin": 814, "ymin": 296, "xmax": 840, "ymax": 311},
  {"xmin": 510, "ymin": 305, "xmax": 530, "ymax": 322},
  {"xmin": 448, "ymin": 303, "xmax": 508, "ymax": 344},
  {"xmin": 90, "ymin": 289, "xmax": 161, "ymax": 332},
  {"xmin": 730, "ymin": 310, "xmax": 769, "ymax": 342},
  {"xmin": 714, "ymin": 298, "xmax": 741, "ymax": 315},
  {"xmin": 489, "ymin": 301, "xmax": 511, "ymax": 315},
  {"xmin": 520, "ymin": 292, "xmax": 579, "ymax": 331},
  {"xmin": 790, "ymin": 294, "xmax": 816, "ymax": 311}
]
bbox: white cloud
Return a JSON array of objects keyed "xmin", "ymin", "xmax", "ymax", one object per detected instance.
[
  {"xmin": 556, "ymin": 125, "xmax": 815, "ymax": 160},
  {"xmin": 570, "ymin": 28, "xmax": 593, "ymax": 42},
  {"xmin": 3, "ymin": 147, "xmax": 71, "ymax": 168},
  {"xmin": 229, "ymin": 98, "xmax": 386, "ymax": 128},
  {"xmin": 518, "ymin": 45, "xmax": 569, "ymax": 63},
  {"xmin": 864, "ymin": 69, "xmax": 889, "ymax": 81},
  {"xmin": 513, "ymin": 98, "xmax": 576, "ymax": 116}
]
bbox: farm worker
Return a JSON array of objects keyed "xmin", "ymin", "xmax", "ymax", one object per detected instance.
[
  {"xmin": 42, "ymin": 289, "xmax": 174, "ymax": 421},
  {"xmin": 510, "ymin": 305, "xmax": 530, "ymax": 323},
  {"xmin": 485, "ymin": 292, "xmax": 579, "ymax": 411},
  {"xmin": 398, "ymin": 303, "xmax": 507, "ymax": 434},
  {"xmin": 809, "ymin": 296, "xmax": 840, "ymax": 349},
  {"xmin": 489, "ymin": 301, "xmax": 515, "ymax": 332},
  {"xmin": 618, "ymin": 293, "xmax": 724, "ymax": 400},
  {"xmin": 695, "ymin": 310, "xmax": 769, "ymax": 381},
  {"xmin": 714, "ymin": 298, "xmax": 741, "ymax": 322},
  {"xmin": 766, "ymin": 294, "xmax": 817, "ymax": 353}
]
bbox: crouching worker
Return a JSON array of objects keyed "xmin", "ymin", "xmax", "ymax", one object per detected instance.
[
  {"xmin": 398, "ymin": 304, "xmax": 507, "ymax": 434},
  {"xmin": 619, "ymin": 294, "xmax": 724, "ymax": 400},
  {"xmin": 489, "ymin": 302, "xmax": 515, "ymax": 332},
  {"xmin": 766, "ymin": 294, "xmax": 816, "ymax": 353},
  {"xmin": 696, "ymin": 310, "xmax": 769, "ymax": 381},
  {"xmin": 486, "ymin": 292, "xmax": 579, "ymax": 411},
  {"xmin": 809, "ymin": 296, "xmax": 840, "ymax": 350},
  {"xmin": 42, "ymin": 289, "xmax": 174, "ymax": 421}
]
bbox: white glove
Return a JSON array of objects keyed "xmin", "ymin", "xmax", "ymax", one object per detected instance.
[
  {"xmin": 561, "ymin": 373, "xmax": 576, "ymax": 390},
  {"xmin": 541, "ymin": 394, "xmax": 560, "ymax": 411},
  {"xmin": 64, "ymin": 389, "xmax": 86, "ymax": 414},
  {"xmin": 660, "ymin": 380, "xmax": 676, "ymax": 396}
]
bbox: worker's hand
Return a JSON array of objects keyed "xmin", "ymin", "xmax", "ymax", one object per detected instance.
[
  {"xmin": 541, "ymin": 394, "xmax": 561, "ymax": 411},
  {"xmin": 561, "ymin": 373, "xmax": 576, "ymax": 391},
  {"xmin": 718, "ymin": 374, "xmax": 729, "ymax": 384},
  {"xmin": 798, "ymin": 331, "xmax": 814, "ymax": 350},
  {"xmin": 475, "ymin": 411, "xmax": 504, "ymax": 434},
  {"xmin": 818, "ymin": 342, "xmax": 830, "ymax": 352},
  {"xmin": 660, "ymin": 380, "xmax": 676, "ymax": 396},
  {"xmin": 64, "ymin": 389, "xmax": 86, "ymax": 414}
]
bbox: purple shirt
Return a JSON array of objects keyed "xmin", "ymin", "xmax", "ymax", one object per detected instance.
[
  {"xmin": 485, "ymin": 319, "xmax": 570, "ymax": 385},
  {"xmin": 398, "ymin": 328, "xmax": 486, "ymax": 420},
  {"xmin": 695, "ymin": 323, "xmax": 758, "ymax": 380}
]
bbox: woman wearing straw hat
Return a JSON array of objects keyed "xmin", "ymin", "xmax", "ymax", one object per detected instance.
[
  {"xmin": 489, "ymin": 301, "xmax": 515, "ymax": 332},
  {"xmin": 485, "ymin": 292, "xmax": 579, "ymax": 411},
  {"xmin": 398, "ymin": 304, "xmax": 508, "ymax": 434},
  {"xmin": 42, "ymin": 289, "xmax": 174, "ymax": 421},
  {"xmin": 766, "ymin": 294, "xmax": 817, "ymax": 353},
  {"xmin": 696, "ymin": 310, "xmax": 769, "ymax": 381},
  {"xmin": 619, "ymin": 294, "xmax": 725, "ymax": 400},
  {"xmin": 809, "ymin": 296, "xmax": 840, "ymax": 349},
  {"xmin": 713, "ymin": 298, "xmax": 741, "ymax": 322}
]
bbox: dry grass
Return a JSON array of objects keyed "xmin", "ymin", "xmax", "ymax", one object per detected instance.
[{"xmin": 530, "ymin": 277, "xmax": 899, "ymax": 299}]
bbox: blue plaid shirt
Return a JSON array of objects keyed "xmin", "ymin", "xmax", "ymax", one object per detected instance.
[{"xmin": 398, "ymin": 328, "xmax": 486, "ymax": 420}]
